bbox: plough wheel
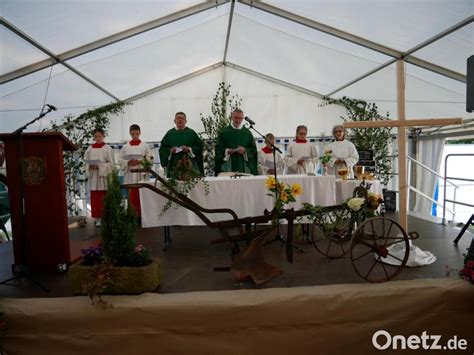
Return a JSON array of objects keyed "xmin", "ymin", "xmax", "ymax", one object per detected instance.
[
  {"xmin": 350, "ymin": 217, "xmax": 409, "ymax": 283},
  {"xmin": 312, "ymin": 222, "xmax": 352, "ymax": 258}
]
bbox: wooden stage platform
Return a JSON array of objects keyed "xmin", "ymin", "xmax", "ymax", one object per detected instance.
[
  {"xmin": 1, "ymin": 214, "xmax": 473, "ymax": 354},
  {"xmin": 0, "ymin": 213, "xmax": 472, "ymax": 298}
]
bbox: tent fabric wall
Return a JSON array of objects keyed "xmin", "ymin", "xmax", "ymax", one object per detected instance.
[{"xmin": 107, "ymin": 66, "xmax": 347, "ymax": 142}]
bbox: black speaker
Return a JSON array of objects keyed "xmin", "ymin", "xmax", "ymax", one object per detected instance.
[
  {"xmin": 468, "ymin": 55, "xmax": 474, "ymax": 113},
  {"xmin": 383, "ymin": 189, "xmax": 397, "ymax": 212}
]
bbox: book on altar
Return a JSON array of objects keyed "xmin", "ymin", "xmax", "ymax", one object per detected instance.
[
  {"xmin": 84, "ymin": 159, "xmax": 103, "ymax": 165},
  {"xmin": 123, "ymin": 154, "xmax": 143, "ymax": 160}
]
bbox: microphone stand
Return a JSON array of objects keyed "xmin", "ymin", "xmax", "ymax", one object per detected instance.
[
  {"xmin": 246, "ymin": 122, "xmax": 303, "ymax": 253},
  {"xmin": 0, "ymin": 105, "xmax": 55, "ymax": 292}
]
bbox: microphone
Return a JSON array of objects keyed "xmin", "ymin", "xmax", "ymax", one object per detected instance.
[
  {"xmin": 46, "ymin": 104, "xmax": 57, "ymax": 111},
  {"xmin": 244, "ymin": 116, "xmax": 255, "ymax": 125}
]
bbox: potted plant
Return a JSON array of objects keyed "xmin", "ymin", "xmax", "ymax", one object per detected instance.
[{"xmin": 68, "ymin": 169, "xmax": 161, "ymax": 300}]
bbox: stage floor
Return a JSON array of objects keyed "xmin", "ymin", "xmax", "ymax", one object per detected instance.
[{"xmin": 0, "ymin": 213, "xmax": 472, "ymax": 298}]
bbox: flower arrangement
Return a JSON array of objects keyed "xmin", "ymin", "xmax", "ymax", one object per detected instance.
[
  {"xmin": 347, "ymin": 197, "xmax": 365, "ymax": 211},
  {"xmin": 79, "ymin": 242, "xmax": 151, "ymax": 306},
  {"xmin": 81, "ymin": 245, "xmax": 103, "ymax": 266},
  {"xmin": 459, "ymin": 259, "xmax": 474, "ymax": 283},
  {"xmin": 302, "ymin": 182, "xmax": 383, "ymax": 251},
  {"xmin": 344, "ymin": 190, "xmax": 383, "ymax": 223},
  {"xmin": 81, "ymin": 260, "xmax": 115, "ymax": 308},
  {"xmin": 130, "ymin": 244, "xmax": 152, "ymax": 267},
  {"xmin": 80, "ymin": 243, "xmax": 151, "ymax": 268},
  {"xmin": 266, "ymin": 176, "xmax": 302, "ymax": 219},
  {"xmin": 0, "ymin": 309, "xmax": 6, "ymax": 341},
  {"xmin": 319, "ymin": 149, "xmax": 333, "ymax": 165},
  {"xmin": 367, "ymin": 191, "xmax": 384, "ymax": 210},
  {"xmin": 459, "ymin": 240, "xmax": 474, "ymax": 284}
]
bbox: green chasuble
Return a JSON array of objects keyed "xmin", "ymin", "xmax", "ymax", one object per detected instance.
[
  {"xmin": 159, "ymin": 127, "xmax": 204, "ymax": 177},
  {"xmin": 215, "ymin": 125, "xmax": 258, "ymax": 176}
]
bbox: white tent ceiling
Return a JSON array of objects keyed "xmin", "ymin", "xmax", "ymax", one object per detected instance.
[{"xmin": 1, "ymin": 0, "xmax": 473, "ymax": 141}]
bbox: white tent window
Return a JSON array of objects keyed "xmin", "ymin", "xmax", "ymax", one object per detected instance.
[{"xmin": 1, "ymin": 0, "xmax": 205, "ymax": 53}]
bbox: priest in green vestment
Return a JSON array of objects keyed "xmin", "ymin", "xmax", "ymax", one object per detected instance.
[
  {"xmin": 159, "ymin": 112, "xmax": 204, "ymax": 177},
  {"xmin": 215, "ymin": 109, "xmax": 258, "ymax": 176}
]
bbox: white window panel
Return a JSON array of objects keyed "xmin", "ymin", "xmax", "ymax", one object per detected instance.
[
  {"xmin": 234, "ymin": 2, "xmax": 389, "ymax": 64},
  {"xmin": 0, "ymin": 107, "xmax": 93, "ymax": 133},
  {"xmin": 412, "ymin": 23, "xmax": 474, "ymax": 75},
  {"xmin": 1, "ymin": 0, "xmax": 205, "ymax": 53},
  {"xmin": 224, "ymin": 66, "xmax": 347, "ymax": 138},
  {"xmin": 0, "ymin": 64, "xmax": 113, "ymax": 132},
  {"xmin": 227, "ymin": 13, "xmax": 391, "ymax": 95},
  {"xmin": 336, "ymin": 63, "xmax": 472, "ymax": 119},
  {"xmin": 108, "ymin": 67, "xmax": 225, "ymax": 142},
  {"xmin": 0, "ymin": 25, "xmax": 50, "ymax": 74},
  {"xmin": 265, "ymin": 0, "xmax": 473, "ymax": 52},
  {"xmin": 66, "ymin": 13, "xmax": 228, "ymax": 99}
]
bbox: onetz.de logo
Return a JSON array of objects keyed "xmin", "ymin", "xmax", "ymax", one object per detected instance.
[{"xmin": 372, "ymin": 330, "xmax": 468, "ymax": 351}]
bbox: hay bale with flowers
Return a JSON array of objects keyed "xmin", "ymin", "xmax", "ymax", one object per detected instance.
[{"xmin": 69, "ymin": 169, "xmax": 161, "ymax": 301}]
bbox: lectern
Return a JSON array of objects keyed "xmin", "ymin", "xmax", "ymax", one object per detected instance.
[{"xmin": 0, "ymin": 132, "xmax": 76, "ymax": 272}]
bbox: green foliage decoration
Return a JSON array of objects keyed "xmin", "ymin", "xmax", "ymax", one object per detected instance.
[{"xmin": 160, "ymin": 155, "xmax": 209, "ymax": 215}]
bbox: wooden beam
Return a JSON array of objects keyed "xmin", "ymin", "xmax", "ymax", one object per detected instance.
[
  {"xmin": 397, "ymin": 60, "xmax": 408, "ymax": 231},
  {"xmin": 343, "ymin": 118, "xmax": 462, "ymax": 129}
]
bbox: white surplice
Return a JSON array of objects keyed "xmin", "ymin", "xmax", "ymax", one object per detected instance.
[
  {"xmin": 258, "ymin": 149, "xmax": 285, "ymax": 175},
  {"xmin": 119, "ymin": 141, "xmax": 153, "ymax": 184},
  {"xmin": 285, "ymin": 142, "xmax": 318, "ymax": 175},
  {"xmin": 325, "ymin": 140, "xmax": 359, "ymax": 176},
  {"xmin": 84, "ymin": 144, "xmax": 114, "ymax": 191}
]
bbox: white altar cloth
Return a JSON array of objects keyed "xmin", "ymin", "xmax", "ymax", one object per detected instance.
[{"xmin": 140, "ymin": 175, "xmax": 337, "ymax": 227}]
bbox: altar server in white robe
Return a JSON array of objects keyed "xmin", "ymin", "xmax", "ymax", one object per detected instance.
[
  {"xmin": 325, "ymin": 125, "xmax": 359, "ymax": 176},
  {"xmin": 258, "ymin": 133, "xmax": 285, "ymax": 175},
  {"xmin": 84, "ymin": 128, "xmax": 114, "ymax": 226},
  {"xmin": 285, "ymin": 125, "xmax": 318, "ymax": 175},
  {"xmin": 119, "ymin": 124, "xmax": 153, "ymax": 217}
]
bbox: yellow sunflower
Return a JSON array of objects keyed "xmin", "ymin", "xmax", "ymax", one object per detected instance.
[
  {"xmin": 291, "ymin": 183, "xmax": 302, "ymax": 196},
  {"xmin": 265, "ymin": 176, "xmax": 276, "ymax": 189},
  {"xmin": 277, "ymin": 182, "xmax": 286, "ymax": 192}
]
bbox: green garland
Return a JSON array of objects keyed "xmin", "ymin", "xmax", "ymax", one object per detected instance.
[{"xmin": 302, "ymin": 181, "xmax": 383, "ymax": 239}]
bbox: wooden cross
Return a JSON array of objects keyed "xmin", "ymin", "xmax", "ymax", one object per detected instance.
[{"xmin": 343, "ymin": 61, "xmax": 463, "ymax": 232}]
